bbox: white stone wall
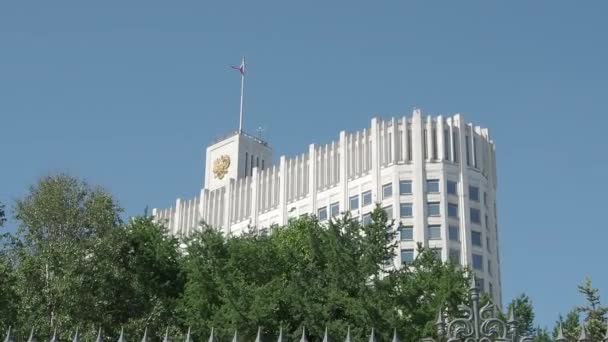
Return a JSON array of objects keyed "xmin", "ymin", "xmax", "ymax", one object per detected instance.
[{"xmin": 152, "ymin": 109, "xmax": 501, "ymax": 306}]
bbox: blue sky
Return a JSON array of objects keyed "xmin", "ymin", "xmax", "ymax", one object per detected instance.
[{"xmin": 1, "ymin": 1, "xmax": 607, "ymax": 329}]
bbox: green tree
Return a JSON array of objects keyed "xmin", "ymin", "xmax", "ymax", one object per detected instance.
[
  {"xmin": 554, "ymin": 310, "xmax": 580, "ymax": 341},
  {"xmin": 576, "ymin": 277, "xmax": 607, "ymax": 341},
  {"xmin": 177, "ymin": 207, "xmax": 469, "ymax": 342},
  {"xmin": 13, "ymin": 174, "xmax": 123, "ymax": 338},
  {"xmin": 0, "ymin": 201, "xmax": 19, "ymax": 333}
]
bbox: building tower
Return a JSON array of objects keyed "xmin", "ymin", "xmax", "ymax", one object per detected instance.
[{"xmin": 153, "ymin": 109, "xmax": 502, "ymax": 306}]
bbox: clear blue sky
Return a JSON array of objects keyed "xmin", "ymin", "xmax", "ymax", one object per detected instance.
[{"xmin": 1, "ymin": 1, "xmax": 607, "ymax": 329}]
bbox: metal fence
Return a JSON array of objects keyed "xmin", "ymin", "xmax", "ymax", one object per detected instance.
[{"xmin": 4, "ymin": 280, "xmax": 607, "ymax": 342}]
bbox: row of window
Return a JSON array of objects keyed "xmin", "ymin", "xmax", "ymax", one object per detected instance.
[
  {"xmin": 381, "ymin": 180, "xmax": 485, "ymax": 200},
  {"xmin": 399, "ymin": 225, "xmax": 491, "ymax": 252},
  {"xmin": 400, "ymin": 248, "xmax": 493, "ymax": 277}
]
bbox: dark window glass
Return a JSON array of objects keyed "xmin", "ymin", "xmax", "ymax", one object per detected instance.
[
  {"xmin": 470, "ymin": 208, "xmax": 481, "ymax": 224},
  {"xmin": 427, "ymin": 179, "xmax": 440, "ymax": 193},
  {"xmin": 318, "ymin": 207, "xmax": 328, "ymax": 221},
  {"xmin": 469, "ymin": 186, "xmax": 480, "ymax": 202},
  {"xmin": 383, "ymin": 205, "xmax": 393, "ymax": 219},
  {"xmin": 428, "ymin": 225, "xmax": 441, "ymax": 240},
  {"xmin": 401, "ymin": 249, "xmax": 414, "ymax": 264},
  {"xmin": 399, "ymin": 180, "xmax": 412, "ymax": 195},
  {"xmin": 349, "ymin": 195, "xmax": 359, "ymax": 210},
  {"xmin": 400, "ymin": 203, "xmax": 413, "ymax": 218},
  {"xmin": 472, "ymin": 231, "xmax": 482, "ymax": 247},
  {"xmin": 382, "ymin": 183, "xmax": 393, "ymax": 199},
  {"xmin": 449, "ymin": 225, "xmax": 460, "ymax": 241},
  {"xmin": 448, "ymin": 203, "xmax": 459, "ymax": 218},
  {"xmin": 362, "ymin": 213, "xmax": 372, "ymax": 226},
  {"xmin": 400, "ymin": 226, "xmax": 413, "ymax": 241},
  {"xmin": 428, "ymin": 202, "xmax": 440, "ymax": 216},
  {"xmin": 330, "ymin": 202, "xmax": 340, "ymax": 217},
  {"xmin": 449, "ymin": 249, "xmax": 461, "ymax": 264},
  {"xmin": 447, "ymin": 180, "xmax": 457, "ymax": 195},
  {"xmin": 362, "ymin": 190, "xmax": 372, "ymax": 206},
  {"xmin": 473, "ymin": 254, "xmax": 483, "ymax": 270}
]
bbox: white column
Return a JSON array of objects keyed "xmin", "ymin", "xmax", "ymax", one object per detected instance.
[
  {"xmin": 455, "ymin": 114, "xmax": 471, "ymax": 267},
  {"xmin": 224, "ymin": 179, "xmax": 235, "ymax": 235},
  {"xmin": 411, "ymin": 109, "xmax": 427, "ymax": 246},
  {"xmin": 339, "ymin": 131, "xmax": 348, "ymax": 213},
  {"xmin": 391, "ymin": 117, "xmax": 398, "ymax": 164},
  {"xmin": 308, "ymin": 144, "xmax": 318, "ymax": 213},
  {"xmin": 174, "ymin": 198, "xmax": 182, "ymax": 237},
  {"xmin": 278, "ymin": 156, "xmax": 287, "ymax": 224},
  {"xmin": 370, "ymin": 118, "xmax": 380, "ymax": 202},
  {"xmin": 437, "ymin": 115, "xmax": 445, "ymax": 161},
  {"xmin": 250, "ymin": 167, "xmax": 260, "ymax": 230}
]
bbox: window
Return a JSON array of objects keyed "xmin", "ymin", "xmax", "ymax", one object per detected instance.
[
  {"xmin": 399, "ymin": 180, "xmax": 412, "ymax": 195},
  {"xmin": 472, "ymin": 253, "xmax": 483, "ymax": 271},
  {"xmin": 383, "ymin": 205, "xmax": 393, "ymax": 219},
  {"xmin": 349, "ymin": 195, "xmax": 359, "ymax": 210},
  {"xmin": 486, "ymin": 237, "xmax": 491, "ymax": 252},
  {"xmin": 426, "ymin": 179, "xmax": 440, "ymax": 193},
  {"xmin": 488, "ymin": 260, "xmax": 493, "ymax": 276},
  {"xmin": 472, "ymin": 231, "xmax": 482, "ymax": 247},
  {"xmin": 427, "ymin": 202, "xmax": 440, "ymax": 216},
  {"xmin": 432, "ymin": 248, "xmax": 442, "ymax": 259},
  {"xmin": 400, "ymin": 203, "xmax": 413, "ymax": 218},
  {"xmin": 362, "ymin": 213, "xmax": 372, "ymax": 226},
  {"xmin": 448, "ymin": 203, "xmax": 459, "ymax": 218},
  {"xmin": 447, "ymin": 180, "xmax": 457, "ymax": 195},
  {"xmin": 469, "ymin": 186, "xmax": 480, "ymax": 202},
  {"xmin": 382, "ymin": 183, "xmax": 393, "ymax": 199},
  {"xmin": 245, "ymin": 152, "xmax": 249, "ymax": 175},
  {"xmin": 449, "ymin": 249, "xmax": 461, "ymax": 264},
  {"xmin": 318, "ymin": 207, "xmax": 328, "ymax": 221},
  {"xmin": 362, "ymin": 190, "xmax": 372, "ymax": 206},
  {"xmin": 330, "ymin": 202, "xmax": 340, "ymax": 218},
  {"xmin": 470, "ymin": 208, "xmax": 481, "ymax": 224},
  {"xmin": 484, "ymin": 192, "xmax": 488, "ymax": 206},
  {"xmin": 401, "ymin": 249, "xmax": 414, "ymax": 264},
  {"xmin": 476, "ymin": 277, "xmax": 485, "ymax": 292},
  {"xmin": 399, "ymin": 226, "xmax": 413, "ymax": 241},
  {"xmin": 449, "ymin": 225, "xmax": 460, "ymax": 241},
  {"xmin": 428, "ymin": 225, "xmax": 441, "ymax": 240},
  {"xmin": 489, "ymin": 282, "xmax": 494, "ymax": 297},
  {"xmin": 485, "ymin": 215, "xmax": 489, "ymax": 229}
]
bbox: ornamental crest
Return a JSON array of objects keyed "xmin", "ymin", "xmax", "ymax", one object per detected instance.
[{"xmin": 213, "ymin": 155, "xmax": 231, "ymax": 180}]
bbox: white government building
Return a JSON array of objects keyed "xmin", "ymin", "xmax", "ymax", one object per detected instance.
[{"xmin": 153, "ymin": 109, "xmax": 502, "ymax": 305}]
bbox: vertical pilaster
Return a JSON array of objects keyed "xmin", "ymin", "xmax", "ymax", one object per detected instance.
[
  {"xmin": 278, "ymin": 156, "xmax": 287, "ymax": 224},
  {"xmin": 391, "ymin": 117, "xmax": 398, "ymax": 164},
  {"xmin": 455, "ymin": 114, "xmax": 471, "ymax": 267},
  {"xmin": 174, "ymin": 198, "xmax": 182, "ymax": 237},
  {"xmin": 309, "ymin": 144, "xmax": 318, "ymax": 213},
  {"xmin": 224, "ymin": 179, "xmax": 235, "ymax": 235},
  {"xmin": 250, "ymin": 167, "xmax": 260, "ymax": 230},
  {"xmin": 339, "ymin": 131, "xmax": 348, "ymax": 212},
  {"xmin": 370, "ymin": 117, "xmax": 380, "ymax": 202},
  {"xmin": 437, "ymin": 115, "xmax": 445, "ymax": 161},
  {"xmin": 412, "ymin": 109, "xmax": 427, "ymax": 246}
]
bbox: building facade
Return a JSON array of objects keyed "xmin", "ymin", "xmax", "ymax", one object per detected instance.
[{"xmin": 153, "ymin": 109, "xmax": 502, "ymax": 305}]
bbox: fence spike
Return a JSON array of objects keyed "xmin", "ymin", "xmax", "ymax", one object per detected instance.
[
  {"xmin": 555, "ymin": 323, "xmax": 566, "ymax": 342},
  {"xmin": 118, "ymin": 327, "xmax": 126, "ymax": 342},
  {"xmin": 50, "ymin": 328, "xmax": 58, "ymax": 342},
  {"xmin": 300, "ymin": 327, "xmax": 307, "ymax": 342},
  {"xmin": 207, "ymin": 328, "xmax": 214, "ymax": 342},
  {"xmin": 3, "ymin": 326, "xmax": 13, "ymax": 342},
  {"xmin": 578, "ymin": 324, "xmax": 589, "ymax": 342},
  {"xmin": 141, "ymin": 327, "xmax": 148, "ymax": 342},
  {"xmin": 276, "ymin": 327, "xmax": 283, "ymax": 342},
  {"xmin": 231, "ymin": 329, "xmax": 238, "ymax": 342},
  {"xmin": 163, "ymin": 327, "xmax": 170, "ymax": 342},
  {"xmin": 96, "ymin": 327, "xmax": 103, "ymax": 342},
  {"xmin": 72, "ymin": 327, "xmax": 80, "ymax": 342},
  {"xmin": 322, "ymin": 327, "xmax": 328, "ymax": 342},
  {"xmin": 344, "ymin": 327, "xmax": 351, "ymax": 342},
  {"xmin": 27, "ymin": 327, "xmax": 36, "ymax": 342},
  {"xmin": 368, "ymin": 328, "xmax": 376, "ymax": 342},
  {"xmin": 185, "ymin": 327, "xmax": 192, "ymax": 342},
  {"xmin": 254, "ymin": 327, "xmax": 262, "ymax": 342},
  {"xmin": 391, "ymin": 329, "xmax": 399, "ymax": 342}
]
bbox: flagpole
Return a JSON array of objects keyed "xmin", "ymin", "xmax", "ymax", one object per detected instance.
[{"xmin": 239, "ymin": 56, "xmax": 245, "ymax": 134}]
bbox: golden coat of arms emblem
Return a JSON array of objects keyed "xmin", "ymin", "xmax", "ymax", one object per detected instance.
[{"xmin": 213, "ymin": 155, "xmax": 231, "ymax": 180}]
